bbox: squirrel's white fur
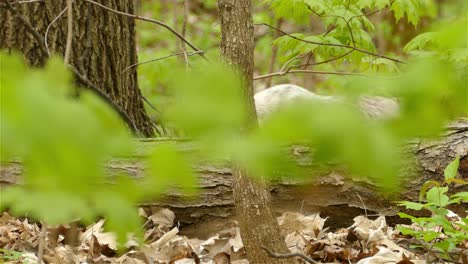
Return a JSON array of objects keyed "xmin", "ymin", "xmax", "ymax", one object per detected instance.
[{"xmin": 254, "ymin": 84, "xmax": 399, "ymax": 120}]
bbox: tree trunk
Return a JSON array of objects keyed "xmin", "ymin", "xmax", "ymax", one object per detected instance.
[
  {"xmin": 217, "ymin": 0, "xmax": 295, "ymax": 263},
  {"xmin": 0, "ymin": 0, "xmax": 153, "ymax": 136}
]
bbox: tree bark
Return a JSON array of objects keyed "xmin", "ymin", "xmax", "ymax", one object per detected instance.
[
  {"xmin": 217, "ymin": 0, "xmax": 296, "ymax": 263},
  {"xmin": 0, "ymin": 0, "xmax": 153, "ymax": 136}
]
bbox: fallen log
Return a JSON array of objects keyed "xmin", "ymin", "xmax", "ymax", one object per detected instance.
[{"xmin": 1, "ymin": 121, "xmax": 467, "ymax": 238}]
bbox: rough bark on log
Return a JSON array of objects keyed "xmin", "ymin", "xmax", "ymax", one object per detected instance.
[{"xmin": 1, "ymin": 121, "xmax": 467, "ymax": 237}]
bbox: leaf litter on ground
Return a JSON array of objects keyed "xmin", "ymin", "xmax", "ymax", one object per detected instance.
[{"xmin": 0, "ymin": 208, "xmax": 465, "ymax": 263}]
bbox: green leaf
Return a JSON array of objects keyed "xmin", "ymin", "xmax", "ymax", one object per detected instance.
[
  {"xmin": 404, "ymin": 32, "xmax": 438, "ymax": 52},
  {"xmin": 396, "ymin": 225, "xmax": 417, "ymax": 236},
  {"xmin": 444, "ymin": 156, "xmax": 460, "ymax": 181},
  {"xmin": 426, "ymin": 187, "xmax": 449, "ymax": 207},
  {"xmin": 422, "ymin": 230, "xmax": 439, "ymax": 242},
  {"xmin": 433, "ymin": 240, "xmax": 452, "ymax": 252},
  {"xmin": 357, "ymin": 0, "xmax": 390, "ymax": 9},
  {"xmin": 398, "ymin": 201, "xmax": 425, "ymax": 210},
  {"xmin": 446, "ymin": 178, "xmax": 468, "ymax": 185},
  {"xmin": 419, "ymin": 180, "xmax": 440, "ymax": 202},
  {"xmin": 397, "ymin": 212, "xmax": 417, "ymax": 221},
  {"xmin": 390, "ymin": 0, "xmax": 421, "ymax": 26},
  {"xmin": 450, "ymin": 192, "xmax": 468, "ymax": 202}
]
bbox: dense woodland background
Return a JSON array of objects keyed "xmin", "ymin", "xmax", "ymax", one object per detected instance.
[{"xmin": 135, "ymin": 0, "xmax": 462, "ymax": 128}]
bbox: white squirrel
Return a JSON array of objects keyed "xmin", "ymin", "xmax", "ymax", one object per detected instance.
[{"xmin": 254, "ymin": 84, "xmax": 399, "ymax": 120}]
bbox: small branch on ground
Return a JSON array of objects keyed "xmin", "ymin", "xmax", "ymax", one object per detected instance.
[{"xmin": 261, "ymin": 246, "xmax": 318, "ymax": 264}]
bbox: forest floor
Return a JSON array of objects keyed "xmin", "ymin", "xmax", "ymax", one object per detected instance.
[{"xmin": 0, "ymin": 209, "xmax": 464, "ymax": 264}]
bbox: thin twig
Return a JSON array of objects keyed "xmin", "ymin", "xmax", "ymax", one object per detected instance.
[
  {"xmin": 293, "ymin": 50, "xmax": 354, "ymax": 69},
  {"xmin": 301, "ymin": 52, "xmax": 314, "ymax": 69},
  {"xmin": 64, "ymin": 0, "xmax": 73, "ymax": 64},
  {"xmin": 254, "ymin": 69, "xmax": 367, "ymax": 80},
  {"xmin": 347, "ymin": 0, "xmax": 395, "ymax": 24},
  {"xmin": 256, "ymin": 22, "xmax": 405, "ymax": 64},
  {"xmin": 81, "ymin": 0, "xmax": 207, "ymax": 61},
  {"xmin": 0, "ymin": 0, "xmax": 45, "ymax": 6},
  {"xmin": 45, "ymin": 3, "xmax": 69, "ymax": 55},
  {"xmin": 142, "ymin": 96, "xmax": 161, "ymax": 114},
  {"xmin": 261, "ymin": 246, "xmax": 318, "ymax": 264},
  {"xmin": 15, "ymin": 0, "xmax": 44, "ymax": 3},
  {"xmin": 266, "ymin": 50, "xmax": 353, "ymax": 81},
  {"xmin": 307, "ymin": 6, "xmax": 357, "ymax": 47},
  {"xmin": 279, "ymin": 52, "xmax": 311, "ymax": 72},
  {"xmin": 121, "ymin": 50, "xmax": 203, "ymax": 73},
  {"xmin": 355, "ymin": 192, "xmax": 368, "ymax": 218}
]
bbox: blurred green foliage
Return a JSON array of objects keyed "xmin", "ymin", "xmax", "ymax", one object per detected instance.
[
  {"xmin": 0, "ymin": 54, "xmax": 139, "ymax": 244},
  {"xmin": 0, "ymin": 54, "xmax": 199, "ymax": 246}
]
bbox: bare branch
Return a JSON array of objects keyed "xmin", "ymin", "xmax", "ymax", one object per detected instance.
[
  {"xmin": 279, "ymin": 52, "xmax": 311, "ymax": 72},
  {"xmin": 254, "ymin": 69, "xmax": 367, "ymax": 80},
  {"xmin": 255, "ymin": 50, "xmax": 359, "ymax": 81},
  {"xmin": 121, "ymin": 50, "xmax": 203, "ymax": 73},
  {"xmin": 15, "ymin": 0, "xmax": 44, "ymax": 3},
  {"xmin": 292, "ymin": 50, "xmax": 354, "ymax": 70},
  {"xmin": 81, "ymin": 0, "xmax": 207, "ymax": 61},
  {"xmin": 64, "ymin": 0, "xmax": 73, "ymax": 64},
  {"xmin": 261, "ymin": 246, "xmax": 318, "ymax": 264},
  {"xmin": 256, "ymin": 22, "xmax": 405, "ymax": 64},
  {"xmin": 0, "ymin": 0, "xmax": 45, "ymax": 5}
]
